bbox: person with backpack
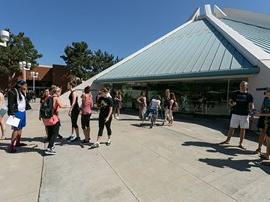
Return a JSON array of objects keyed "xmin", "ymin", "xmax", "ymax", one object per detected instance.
[
  {"xmin": 39, "ymin": 89, "xmax": 50, "ymax": 140},
  {"xmin": 42, "ymin": 86, "xmax": 63, "ymax": 155},
  {"xmin": 81, "ymin": 86, "xmax": 93, "ymax": 144},
  {"xmin": 7, "ymin": 80, "xmax": 31, "ymax": 153}
]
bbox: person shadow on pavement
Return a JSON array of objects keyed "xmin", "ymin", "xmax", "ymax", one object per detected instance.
[
  {"xmin": 0, "ymin": 141, "xmax": 45, "ymax": 156},
  {"xmin": 182, "ymin": 141, "xmax": 270, "ymax": 174},
  {"xmin": 182, "ymin": 141, "xmax": 255, "ymax": 156}
]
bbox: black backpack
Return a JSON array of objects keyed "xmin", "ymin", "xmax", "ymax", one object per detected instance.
[{"xmin": 39, "ymin": 97, "xmax": 54, "ymax": 119}]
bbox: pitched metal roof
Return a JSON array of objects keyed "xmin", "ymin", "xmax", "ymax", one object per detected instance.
[
  {"xmin": 96, "ymin": 19, "xmax": 259, "ymax": 83},
  {"xmin": 221, "ymin": 19, "xmax": 270, "ymax": 54}
]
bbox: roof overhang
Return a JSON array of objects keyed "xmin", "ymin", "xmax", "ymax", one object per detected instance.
[{"xmin": 95, "ymin": 68, "xmax": 259, "ymax": 84}]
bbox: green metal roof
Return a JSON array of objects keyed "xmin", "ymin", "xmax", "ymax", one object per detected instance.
[
  {"xmin": 96, "ymin": 19, "xmax": 259, "ymax": 83},
  {"xmin": 221, "ymin": 19, "xmax": 270, "ymax": 54}
]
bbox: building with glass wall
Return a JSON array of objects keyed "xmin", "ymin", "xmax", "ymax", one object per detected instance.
[{"xmin": 64, "ymin": 5, "xmax": 270, "ymax": 116}]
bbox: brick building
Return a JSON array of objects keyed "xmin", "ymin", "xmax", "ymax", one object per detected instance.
[{"xmin": 0, "ymin": 64, "xmax": 71, "ymax": 96}]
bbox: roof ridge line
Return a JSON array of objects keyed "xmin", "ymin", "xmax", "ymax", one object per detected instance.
[{"xmin": 204, "ymin": 4, "xmax": 270, "ymax": 68}]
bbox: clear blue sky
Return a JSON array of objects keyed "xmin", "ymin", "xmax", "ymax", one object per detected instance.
[{"xmin": 0, "ymin": 0, "xmax": 269, "ymax": 65}]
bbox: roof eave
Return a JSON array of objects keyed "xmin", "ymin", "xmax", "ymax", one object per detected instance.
[{"xmin": 95, "ymin": 68, "xmax": 259, "ymax": 84}]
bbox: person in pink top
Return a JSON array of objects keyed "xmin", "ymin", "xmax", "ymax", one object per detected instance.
[
  {"xmin": 43, "ymin": 86, "xmax": 63, "ymax": 155},
  {"xmin": 81, "ymin": 86, "xmax": 93, "ymax": 143}
]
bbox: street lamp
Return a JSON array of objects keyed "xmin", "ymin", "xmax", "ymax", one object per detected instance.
[
  {"xmin": 0, "ymin": 30, "xmax": 9, "ymax": 47},
  {"xmin": 19, "ymin": 61, "xmax": 31, "ymax": 81},
  {"xmin": 30, "ymin": 71, "xmax": 39, "ymax": 93}
]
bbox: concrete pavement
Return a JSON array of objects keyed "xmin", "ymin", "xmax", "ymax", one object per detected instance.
[{"xmin": 1, "ymin": 104, "xmax": 270, "ymax": 202}]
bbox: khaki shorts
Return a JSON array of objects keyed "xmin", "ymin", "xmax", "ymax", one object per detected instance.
[{"xmin": 230, "ymin": 114, "xmax": 249, "ymax": 129}]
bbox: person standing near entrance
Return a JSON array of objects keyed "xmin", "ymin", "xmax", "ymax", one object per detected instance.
[
  {"xmin": 113, "ymin": 90, "xmax": 122, "ymax": 119},
  {"xmin": 7, "ymin": 80, "xmax": 31, "ymax": 153},
  {"xmin": 137, "ymin": 91, "xmax": 147, "ymax": 121},
  {"xmin": 93, "ymin": 88, "xmax": 113, "ymax": 148},
  {"xmin": 220, "ymin": 81, "xmax": 254, "ymax": 149},
  {"xmin": 81, "ymin": 86, "xmax": 93, "ymax": 143},
  {"xmin": 67, "ymin": 82, "xmax": 80, "ymax": 142},
  {"xmin": 168, "ymin": 92, "xmax": 177, "ymax": 126},
  {"xmin": 255, "ymin": 90, "xmax": 269, "ymax": 154},
  {"xmin": 162, "ymin": 89, "xmax": 171, "ymax": 125},
  {"xmin": 0, "ymin": 90, "xmax": 6, "ymax": 140}
]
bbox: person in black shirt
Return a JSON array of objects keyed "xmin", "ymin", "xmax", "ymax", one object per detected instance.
[
  {"xmin": 93, "ymin": 88, "xmax": 113, "ymax": 148},
  {"xmin": 66, "ymin": 82, "xmax": 80, "ymax": 142},
  {"xmin": 220, "ymin": 81, "xmax": 254, "ymax": 149}
]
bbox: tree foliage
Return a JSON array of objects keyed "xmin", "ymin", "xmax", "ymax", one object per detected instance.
[
  {"xmin": 0, "ymin": 30, "xmax": 42, "ymax": 77},
  {"xmin": 61, "ymin": 41, "xmax": 120, "ymax": 81}
]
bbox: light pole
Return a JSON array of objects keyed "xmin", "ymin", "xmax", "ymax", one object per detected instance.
[
  {"xmin": 0, "ymin": 30, "xmax": 9, "ymax": 47},
  {"xmin": 19, "ymin": 61, "xmax": 31, "ymax": 81},
  {"xmin": 30, "ymin": 71, "xmax": 39, "ymax": 93}
]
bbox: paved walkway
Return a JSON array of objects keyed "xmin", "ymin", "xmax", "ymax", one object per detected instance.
[{"xmin": 0, "ymin": 105, "xmax": 270, "ymax": 202}]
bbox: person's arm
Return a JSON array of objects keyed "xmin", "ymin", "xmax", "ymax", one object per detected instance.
[
  {"xmin": 137, "ymin": 96, "xmax": 142, "ymax": 103},
  {"xmin": 90, "ymin": 96, "xmax": 94, "ymax": 108},
  {"xmin": 169, "ymin": 100, "xmax": 174, "ymax": 110}
]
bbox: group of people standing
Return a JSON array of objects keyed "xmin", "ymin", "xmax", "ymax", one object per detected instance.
[
  {"xmin": 137, "ymin": 89, "xmax": 178, "ymax": 128},
  {"xmin": 39, "ymin": 83, "xmax": 114, "ymax": 155},
  {"xmin": 1, "ymin": 79, "xmax": 270, "ymax": 163},
  {"xmin": 220, "ymin": 81, "xmax": 270, "ymax": 163}
]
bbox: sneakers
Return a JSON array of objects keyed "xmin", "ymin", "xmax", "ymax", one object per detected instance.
[
  {"xmin": 45, "ymin": 147, "xmax": 56, "ymax": 155},
  {"xmin": 91, "ymin": 142, "xmax": 100, "ymax": 148},
  {"xmin": 67, "ymin": 135, "xmax": 79, "ymax": 142},
  {"xmin": 81, "ymin": 139, "xmax": 90, "ymax": 144},
  {"xmin": 57, "ymin": 134, "xmax": 63, "ymax": 139},
  {"xmin": 106, "ymin": 139, "xmax": 111, "ymax": 146}
]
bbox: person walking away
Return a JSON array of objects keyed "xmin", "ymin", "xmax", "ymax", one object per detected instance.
[
  {"xmin": 149, "ymin": 96, "xmax": 161, "ymax": 128},
  {"xmin": 168, "ymin": 92, "xmax": 177, "ymax": 126},
  {"xmin": 81, "ymin": 86, "xmax": 93, "ymax": 144},
  {"xmin": 0, "ymin": 90, "xmax": 7, "ymax": 140},
  {"xmin": 113, "ymin": 90, "xmax": 122, "ymax": 119},
  {"xmin": 220, "ymin": 81, "xmax": 254, "ymax": 149},
  {"xmin": 67, "ymin": 82, "xmax": 80, "ymax": 142},
  {"xmin": 162, "ymin": 89, "xmax": 171, "ymax": 125},
  {"xmin": 43, "ymin": 86, "xmax": 63, "ymax": 155},
  {"xmin": 93, "ymin": 88, "xmax": 113, "ymax": 148},
  {"xmin": 7, "ymin": 80, "xmax": 31, "ymax": 153}
]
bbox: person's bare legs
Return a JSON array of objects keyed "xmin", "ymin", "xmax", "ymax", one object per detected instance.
[
  {"xmin": 0, "ymin": 117, "xmax": 6, "ymax": 139},
  {"xmin": 117, "ymin": 108, "xmax": 120, "ymax": 118},
  {"xmin": 83, "ymin": 128, "xmax": 90, "ymax": 142},
  {"xmin": 256, "ymin": 128, "xmax": 266, "ymax": 153},
  {"xmin": 220, "ymin": 128, "xmax": 235, "ymax": 144},
  {"xmin": 239, "ymin": 128, "xmax": 246, "ymax": 149}
]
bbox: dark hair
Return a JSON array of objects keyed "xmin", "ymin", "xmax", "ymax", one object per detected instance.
[
  {"xmin": 140, "ymin": 91, "xmax": 145, "ymax": 96},
  {"xmin": 156, "ymin": 95, "xmax": 161, "ymax": 100},
  {"xmin": 84, "ymin": 86, "xmax": 91, "ymax": 94},
  {"xmin": 170, "ymin": 92, "xmax": 176, "ymax": 101},
  {"xmin": 68, "ymin": 81, "xmax": 76, "ymax": 88},
  {"xmin": 100, "ymin": 87, "xmax": 109, "ymax": 93}
]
